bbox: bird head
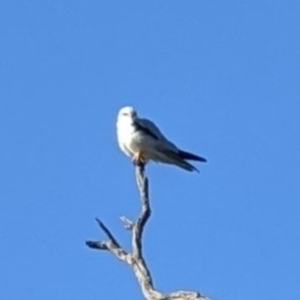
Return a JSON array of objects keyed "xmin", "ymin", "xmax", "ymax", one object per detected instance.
[{"xmin": 118, "ymin": 106, "xmax": 138, "ymax": 121}]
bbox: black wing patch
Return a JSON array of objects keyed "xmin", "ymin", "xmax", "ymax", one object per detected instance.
[{"xmin": 133, "ymin": 120, "xmax": 159, "ymax": 140}]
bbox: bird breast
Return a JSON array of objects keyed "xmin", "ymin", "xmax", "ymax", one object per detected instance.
[{"xmin": 117, "ymin": 120, "xmax": 155, "ymax": 157}]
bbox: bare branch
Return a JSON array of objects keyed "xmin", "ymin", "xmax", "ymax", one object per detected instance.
[
  {"xmin": 86, "ymin": 218, "xmax": 131, "ymax": 264},
  {"xmin": 85, "ymin": 240, "xmax": 109, "ymax": 250},
  {"xmin": 132, "ymin": 166, "xmax": 151, "ymax": 256},
  {"xmin": 95, "ymin": 218, "xmax": 121, "ymax": 248},
  {"xmin": 86, "ymin": 165, "xmax": 210, "ymax": 300},
  {"xmin": 120, "ymin": 216, "xmax": 134, "ymax": 230}
]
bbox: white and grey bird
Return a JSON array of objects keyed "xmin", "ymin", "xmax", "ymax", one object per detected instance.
[{"xmin": 116, "ymin": 106, "xmax": 207, "ymax": 172}]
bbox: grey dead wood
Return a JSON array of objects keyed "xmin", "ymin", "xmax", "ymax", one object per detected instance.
[{"xmin": 86, "ymin": 165, "xmax": 210, "ymax": 300}]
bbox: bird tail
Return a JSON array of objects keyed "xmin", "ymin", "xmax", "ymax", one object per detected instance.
[
  {"xmin": 174, "ymin": 160, "xmax": 198, "ymax": 172},
  {"xmin": 155, "ymin": 149, "xmax": 199, "ymax": 172},
  {"xmin": 178, "ymin": 150, "xmax": 207, "ymax": 162}
]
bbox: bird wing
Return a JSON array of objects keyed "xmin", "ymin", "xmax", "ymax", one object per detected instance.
[
  {"xmin": 152, "ymin": 148, "xmax": 199, "ymax": 172},
  {"xmin": 134, "ymin": 117, "xmax": 206, "ymax": 172},
  {"xmin": 134, "ymin": 117, "xmax": 179, "ymax": 151}
]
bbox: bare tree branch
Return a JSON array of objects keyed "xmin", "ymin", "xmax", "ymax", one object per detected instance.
[
  {"xmin": 86, "ymin": 165, "xmax": 210, "ymax": 300},
  {"xmin": 120, "ymin": 215, "xmax": 134, "ymax": 230},
  {"xmin": 95, "ymin": 218, "xmax": 121, "ymax": 248}
]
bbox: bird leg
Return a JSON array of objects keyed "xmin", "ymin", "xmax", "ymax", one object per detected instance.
[{"xmin": 132, "ymin": 151, "xmax": 146, "ymax": 166}]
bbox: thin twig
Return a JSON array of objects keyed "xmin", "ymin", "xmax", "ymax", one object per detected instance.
[
  {"xmin": 95, "ymin": 218, "xmax": 120, "ymax": 247},
  {"xmin": 120, "ymin": 216, "xmax": 134, "ymax": 230}
]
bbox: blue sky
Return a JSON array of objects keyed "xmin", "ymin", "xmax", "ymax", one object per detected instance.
[{"xmin": 1, "ymin": 1, "xmax": 299, "ymax": 299}]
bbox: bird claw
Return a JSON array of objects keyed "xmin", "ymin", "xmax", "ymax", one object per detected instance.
[
  {"xmin": 132, "ymin": 152, "xmax": 145, "ymax": 163},
  {"xmin": 132, "ymin": 152, "xmax": 146, "ymax": 169}
]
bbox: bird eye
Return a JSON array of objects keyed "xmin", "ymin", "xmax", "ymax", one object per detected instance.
[{"xmin": 122, "ymin": 112, "xmax": 128, "ymax": 116}]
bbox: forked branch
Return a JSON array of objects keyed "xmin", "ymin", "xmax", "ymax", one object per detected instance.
[{"xmin": 86, "ymin": 165, "xmax": 210, "ymax": 300}]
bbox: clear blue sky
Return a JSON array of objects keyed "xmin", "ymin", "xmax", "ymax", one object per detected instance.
[{"xmin": 1, "ymin": 1, "xmax": 299, "ymax": 299}]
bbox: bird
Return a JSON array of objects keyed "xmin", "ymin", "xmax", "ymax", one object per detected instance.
[{"xmin": 116, "ymin": 106, "xmax": 207, "ymax": 172}]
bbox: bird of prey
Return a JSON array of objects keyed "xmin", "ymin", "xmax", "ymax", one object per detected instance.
[{"xmin": 116, "ymin": 106, "xmax": 207, "ymax": 172}]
